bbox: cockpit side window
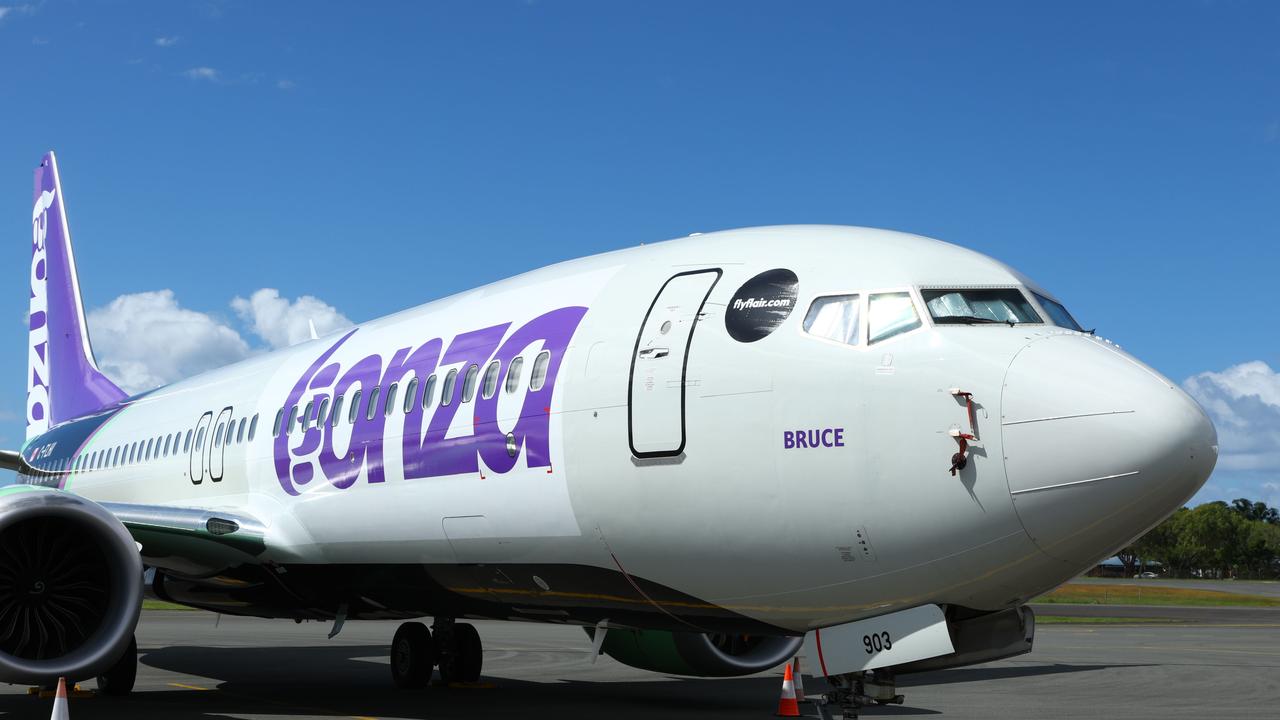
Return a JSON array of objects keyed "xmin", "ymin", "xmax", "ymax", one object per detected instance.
[
  {"xmin": 922, "ymin": 289, "xmax": 1040, "ymax": 325},
  {"xmin": 1033, "ymin": 292, "xmax": 1083, "ymax": 331},
  {"xmin": 868, "ymin": 292, "xmax": 922, "ymax": 344},
  {"xmin": 803, "ymin": 295, "xmax": 860, "ymax": 346}
]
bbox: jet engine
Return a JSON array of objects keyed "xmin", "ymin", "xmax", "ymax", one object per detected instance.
[
  {"xmin": 589, "ymin": 627, "xmax": 803, "ymax": 677},
  {"xmin": 0, "ymin": 488, "xmax": 142, "ymax": 684}
]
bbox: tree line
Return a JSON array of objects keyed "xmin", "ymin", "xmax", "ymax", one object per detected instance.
[{"xmin": 1117, "ymin": 499, "xmax": 1280, "ymax": 579}]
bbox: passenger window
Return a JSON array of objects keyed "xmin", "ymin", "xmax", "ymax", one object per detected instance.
[
  {"xmin": 283, "ymin": 406, "xmax": 296, "ymax": 435},
  {"xmin": 184, "ymin": 430, "xmax": 193, "ymax": 453},
  {"xmin": 505, "ymin": 357, "xmax": 524, "ymax": 394},
  {"xmin": 214, "ymin": 424, "xmax": 225, "ymax": 448},
  {"xmin": 237, "ymin": 418, "xmax": 247, "ymax": 443},
  {"xmin": 273, "ymin": 409, "xmax": 285, "ymax": 437},
  {"xmin": 481, "ymin": 361, "xmax": 500, "ymax": 399},
  {"xmin": 316, "ymin": 398, "xmax": 330, "ymax": 428},
  {"xmin": 384, "ymin": 383, "xmax": 399, "ymax": 417},
  {"xmin": 146, "ymin": 438, "xmax": 155, "ymax": 459},
  {"xmin": 530, "ymin": 351, "xmax": 551, "ymax": 391},
  {"xmin": 462, "ymin": 365, "xmax": 479, "ymax": 403},
  {"xmin": 422, "ymin": 375, "xmax": 437, "ymax": 409},
  {"xmin": 366, "ymin": 386, "xmax": 382, "ymax": 421},
  {"xmin": 129, "ymin": 443, "xmax": 138, "ymax": 464},
  {"xmin": 113, "ymin": 446, "xmax": 122, "ymax": 467},
  {"xmin": 868, "ymin": 292, "xmax": 923, "ymax": 344},
  {"xmin": 248, "ymin": 414, "xmax": 259, "ymax": 442},
  {"xmin": 349, "ymin": 390, "xmax": 362, "ymax": 424},
  {"xmin": 404, "ymin": 378, "xmax": 419, "ymax": 413},
  {"xmin": 303, "ymin": 402, "xmax": 314, "ymax": 431},
  {"xmin": 226, "ymin": 422, "xmax": 236, "ymax": 446},
  {"xmin": 441, "ymin": 370, "xmax": 457, "ymax": 406},
  {"xmin": 163, "ymin": 435, "xmax": 172, "ymax": 457},
  {"xmin": 330, "ymin": 396, "xmax": 343, "ymax": 427},
  {"xmin": 803, "ymin": 295, "xmax": 861, "ymax": 345}
]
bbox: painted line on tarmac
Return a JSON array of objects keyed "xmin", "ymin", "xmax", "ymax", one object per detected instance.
[{"xmin": 168, "ymin": 682, "xmax": 211, "ymax": 691}]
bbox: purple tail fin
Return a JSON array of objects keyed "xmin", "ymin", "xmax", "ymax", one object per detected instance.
[{"xmin": 28, "ymin": 152, "xmax": 126, "ymax": 438}]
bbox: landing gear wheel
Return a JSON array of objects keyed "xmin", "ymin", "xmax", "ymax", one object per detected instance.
[
  {"xmin": 438, "ymin": 622, "xmax": 482, "ymax": 684},
  {"xmin": 96, "ymin": 634, "xmax": 137, "ymax": 697},
  {"xmin": 390, "ymin": 622, "xmax": 436, "ymax": 689}
]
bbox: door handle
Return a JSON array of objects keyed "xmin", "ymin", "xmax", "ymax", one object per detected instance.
[{"xmin": 638, "ymin": 347, "xmax": 670, "ymax": 360}]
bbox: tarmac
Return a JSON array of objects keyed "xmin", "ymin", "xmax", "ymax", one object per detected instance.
[{"xmin": 0, "ymin": 607, "xmax": 1276, "ymax": 719}]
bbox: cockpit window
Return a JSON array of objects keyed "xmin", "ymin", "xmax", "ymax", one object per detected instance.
[
  {"xmin": 922, "ymin": 289, "xmax": 1040, "ymax": 325},
  {"xmin": 1032, "ymin": 292, "xmax": 1082, "ymax": 330},
  {"xmin": 803, "ymin": 295, "xmax": 860, "ymax": 345},
  {"xmin": 868, "ymin": 292, "xmax": 922, "ymax": 344}
]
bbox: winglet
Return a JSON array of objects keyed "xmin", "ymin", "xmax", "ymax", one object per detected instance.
[{"xmin": 28, "ymin": 152, "xmax": 127, "ymax": 438}]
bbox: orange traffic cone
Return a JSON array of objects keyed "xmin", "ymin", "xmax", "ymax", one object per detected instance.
[
  {"xmin": 791, "ymin": 656, "xmax": 806, "ymax": 703},
  {"xmin": 49, "ymin": 677, "xmax": 69, "ymax": 720},
  {"xmin": 776, "ymin": 662, "xmax": 800, "ymax": 717}
]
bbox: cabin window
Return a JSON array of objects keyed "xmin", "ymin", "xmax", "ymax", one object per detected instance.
[
  {"xmin": 404, "ymin": 378, "xmax": 419, "ymax": 413},
  {"xmin": 184, "ymin": 429, "xmax": 193, "ymax": 453},
  {"xmin": 316, "ymin": 398, "xmax": 330, "ymax": 428},
  {"xmin": 248, "ymin": 414, "xmax": 260, "ymax": 441},
  {"xmin": 921, "ymin": 289, "xmax": 1040, "ymax": 326},
  {"xmin": 237, "ymin": 418, "xmax": 247, "ymax": 443},
  {"xmin": 214, "ymin": 423, "xmax": 224, "ymax": 448},
  {"xmin": 273, "ymin": 409, "xmax": 285, "ymax": 437},
  {"xmin": 422, "ymin": 375, "xmax": 437, "ymax": 409},
  {"xmin": 329, "ymin": 396, "xmax": 343, "ymax": 427},
  {"xmin": 1032, "ymin": 292, "xmax": 1083, "ymax": 331},
  {"xmin": 530, "ymin": 351, "xmax": 551, "ymax": 391},
  {"xmin": 195, "ymin": 428, "xmax": 206, "ymax": 452},
  {"xmin": 113, "ymin": 446, "xmax": 121, "ymax": 467},
  {"xmin": 303, "ymin": 402, "xmax": 315, "ymax": 431},
  {"xmin": 163, "ymin": 435, "xmax": 172, "ymax": 457},
  {"xmin": 366, "ymin": 386, "xmax": 382, "ymax": 421},
  {"xmin": 481, "ymin": 361, "xmax": 500, "ymax": 399},
  {"xmin": 803, "ymin": 294, "xmax": 861, "ymax": 346},
  {"xmin": 441, "ymin": 370, "xmax": 457, "ymax": 406},
  {"xmin": 384, "ymin": 383, "xmax": 399, "ymax": 417},
  {"xmin": 146, "ymin": 438, "xmax": 155, "ymax": 459},
  {"xmin": 349, "ymin": 390, "xmax": 363, "ymax": 424},
  {"xmin": 462, "ymin": 365, "xmax": 479, "ymax": 403},
  {"xmin": 226, "ymin": 422, "xmax": 236, "ymax": 446},
  {"xmin": 868, "ymin": 292, "xmax": 923, "ymax": 344},
  {"xmin": 286, "ymin": 406, "xmax": 299, "ymax": 436},
  {"xmin": 129, "ymin": 443, "xmax": 138, "ymax": 464},
  {"xmin": 505, "ymin": 357, "xmax": 524, "ymax": 394}
]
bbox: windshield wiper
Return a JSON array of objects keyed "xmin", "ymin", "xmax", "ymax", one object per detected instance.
[{"xmin": 932, "ymin": 315, "xmax": 1015, "ymax": 326}]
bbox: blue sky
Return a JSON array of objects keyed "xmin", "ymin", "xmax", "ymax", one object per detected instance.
[{"xmin": 1, "ymin": 1, "xmax": 1277, "ymax": 504}]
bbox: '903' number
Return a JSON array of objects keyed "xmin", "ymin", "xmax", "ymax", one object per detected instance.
[{"xmin": 862, "ymin": 632, "xmax": 892, "ymax": 654}]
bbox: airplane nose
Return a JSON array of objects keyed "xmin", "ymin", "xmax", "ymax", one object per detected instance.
[{"xmin": 1001, "ymin": 333, "xmax": 1217, "ymax": 567}]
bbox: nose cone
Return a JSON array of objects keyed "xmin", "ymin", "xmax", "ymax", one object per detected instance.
[{"xmin": 1001, "ymin": 334, "xmax": 1216, "ymax": 567}]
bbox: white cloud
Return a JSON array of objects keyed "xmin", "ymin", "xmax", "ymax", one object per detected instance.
[
  {"xmin": 1184, "ymin": 361, "xmax": 1280, "ymax": 474},
  {"xmin": 231, "ymin": 288, "xmax": 353, "ymax": 350},
  {"xmin": 88, "ymin": 290, "xmax": 250, "ymax": 394},
  {"xmin": 155, "ymin": 35, "xmax": 180, "ymax": 47},
  {"xmin": 276, "ymin": 78, "xmax": 296, "ymax": 90},
  {"xmin": 0, "ymin": 4, "xmax": 37, "ymax": 22},
  {"xmin": 183, "ymin": 66, "xmax": 219, "ymax": 81},
  {"xmin": 0, "ymin": 9, "xmax": 10, "ymax": 21}
]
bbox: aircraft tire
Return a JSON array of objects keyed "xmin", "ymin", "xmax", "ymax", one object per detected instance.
[
  {"xmin": 96, "ymin": 634, "xmax": 138, "ymax": 696},
  {"xmin": 390, "ymin": 622, "xmax": 435, "ymax": 689},
  {"xmin": 439, "ymin": 622, "xmax": 482, "ymax": 684}
]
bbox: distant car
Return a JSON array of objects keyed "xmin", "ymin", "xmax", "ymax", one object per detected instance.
[{"xmin": 1133, "ymin": 571, "xmax": 1159, "ymax": 578}]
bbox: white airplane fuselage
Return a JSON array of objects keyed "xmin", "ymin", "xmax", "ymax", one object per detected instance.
[{"xmin": 17, "ymin": 225, "xmax": 1216, "ymax": 637}]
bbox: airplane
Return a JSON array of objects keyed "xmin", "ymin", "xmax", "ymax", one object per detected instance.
[{"xmin": 0, "ymin": 151, "xmax": 1215, "ymax": 716}]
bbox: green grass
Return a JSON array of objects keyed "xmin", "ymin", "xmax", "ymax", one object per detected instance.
[
  {"xmin": 1036, "ymin": 583, "xmax": 1280, "ymax": 608},
  {"xmin": 1036, "ymin": 615, "xmax": 1181, "ymax": 625}
]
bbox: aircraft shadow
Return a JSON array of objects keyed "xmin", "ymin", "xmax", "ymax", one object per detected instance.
[{"xmin": 0, "ymin": 646, "xmax": 1129, "ymax": 718}]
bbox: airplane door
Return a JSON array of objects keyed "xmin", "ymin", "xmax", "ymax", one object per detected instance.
[
  {"xmin": 209, "ymin": 407, "xmax": 232, "ymax": 482},
  {"xmin": 628, "ymin": 269, "xmax": 721, "ymax": 458},
  {"xmin": 189, "ymin": 411, "xmax": 212, "ymax": 485}
]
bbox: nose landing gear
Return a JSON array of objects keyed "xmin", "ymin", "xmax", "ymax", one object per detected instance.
[{"xmin": 815, "ymin": 670, "xmax": 903, "ymax": 719}]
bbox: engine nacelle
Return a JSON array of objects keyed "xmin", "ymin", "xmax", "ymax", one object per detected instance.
[
  {"xmin": 0, "ymin": 488, "xmax": 142, "ymax": 684},
  {"xmin": 589, "ymin": 627, "xmax": 803, "ymax": 677}
]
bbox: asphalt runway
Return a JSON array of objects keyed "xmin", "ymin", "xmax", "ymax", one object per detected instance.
[{"xmin": 1, "ymin": 609, "xmax": 1277, "ymax": 719}]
